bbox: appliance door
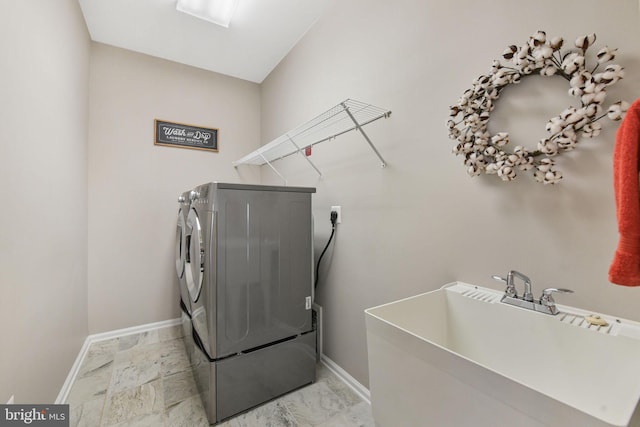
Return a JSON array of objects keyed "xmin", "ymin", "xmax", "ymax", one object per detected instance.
[
  {"xmin": 175, "ymin": 209, "xmax": 191, "ymax": 314},
  {"xmin": 185, "ymin": 208, "xmax": 219, "ymax": 359},
  {"xmin": 185, "ymin": 208, "xmax": 205, "ymax": 303},
  {"xmin": 216, "ymin": 189, "xmax": 313, "ymax": 357}
]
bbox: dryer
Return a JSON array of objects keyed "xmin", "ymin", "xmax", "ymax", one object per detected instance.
[{"xmin": 185, "ymin": 182, "xmax": 317, "ymax": 424}]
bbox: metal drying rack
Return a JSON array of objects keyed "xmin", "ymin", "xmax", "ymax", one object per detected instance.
[{"xmin": 233, "ymin": 99, "xmax": 392, "ymax": 184}]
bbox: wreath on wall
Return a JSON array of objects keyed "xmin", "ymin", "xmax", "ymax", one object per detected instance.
[{"xmin": 447, "ymin": 31, "xmax": 628, "ymax": 184}]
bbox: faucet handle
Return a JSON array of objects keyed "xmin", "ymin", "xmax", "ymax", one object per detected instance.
[
  {"xmin": 540, "ymin": 288, "xmax": 574, "ymax": 306},
  {"xmin": 492, "ymin": 275, "xmax": 517, "ymax": 298}
]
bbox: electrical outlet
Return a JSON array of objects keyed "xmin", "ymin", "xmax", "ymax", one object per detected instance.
[
  {"xmin": 7, "ymin": 395, "xmax": 14, "ymax": 404},
  {"xmin": 330, "ymin": 206, "xmax": 341, "ymax": 224}
]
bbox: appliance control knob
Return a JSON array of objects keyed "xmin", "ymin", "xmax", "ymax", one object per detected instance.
[
  {"xmin": 189, "ymin": 190, "xmax": 200, "ymax": 201},
  {"xmin": 177, "ymin": 195, "xmax": 186, "ymax": 203}
]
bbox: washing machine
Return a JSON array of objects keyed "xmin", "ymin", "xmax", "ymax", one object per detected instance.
[{"xmin": 176, "ymin": 190, "xmax": 194, "ymax": 362}]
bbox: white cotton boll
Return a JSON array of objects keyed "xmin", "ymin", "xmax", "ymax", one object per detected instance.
[
  {"xmin": 605, "ymin": 63, "xmax": 624, "ymax": 75},
  {"xmin": 581, "ymin": 93, "xmax": 596, "ymax": 105},
  {"xmin": 540, "ymin": 65, "xmax": 557, "ymax": 76},
  {"xmin": 602, "ymin": 70, "xmax": 615, "ymax": 82},
  {"xmin": 544, "ymin": 141, "xmax": 558, "ymax": 156},
  {"xmin": 532, "ymin": 30, "xmax": 546, "ymax": 45},
  {"xmin": 597, "ymin": 46, "xmax": 617, "ymax": 64},
  {"xmin": 566, "ymin": 110, "xmax": 586, "ymax": 125},
  {"xmin": 503, "ymin": 45, "xmax": 517, "ymax": 60},
  {"xmin": 550, "ymin": 36, "xmax": 563, "ymax": 50},
  {"xmin": 575, "ymin": 33, "xmax": 596, "ymax": 50},
  {"xmin": 498, "ymin": 165, "xmax": 515, "ymax": 181},
  {"xmin": 538, "ymin": 138, "xmax": 549, "ymax": 151},
  {"xmin": 537, "ymin": 163, "xmax": 551, "ymax": 173},
  {"xmin": 608, "ymin": 103, "xmax": 625, "ymax": 120},
  {"xmin": 575, "ymin": 116, "xmax": 590, "ymax": 130},
  {"xmin": 593, "ymin": 91, "xmax": 607, "ymax": 104},
  {"xmin": 557, "ymin": 135, "xmax": 577, "ymax": 150},
  {"xmin": 570, "ymin": 73, "xmax": 587, "ymax": 87},
  {"xmin": 517, "ymin": 45, "xmax": 529, "ymax": 60},
  {"xmin": 467, "ymin": 165, "xmax": 480, "ymax": 177},
  {"xmin": 583, "ymin": 81, "xmax": 596, "ymax": 93},
  {"xmin": 546, "ymin": 120, "xmax": 563, "ymax": 135},
  {"xmin": 585, "ymin": 103, "xmax": 601, "ymax": 118},
  {"xmin": 568, "ymin": 87, "xmax": 583, "ymax": 98},
  {"xmin": 562, "ymin": 62, "xmax": 577, "ymax": 75},
  {"xmin": 581, "ymin": 124, "xmax": 601, "ymax": 138},
  {"xmin": 521, "ymin": 64, "xmax": 534, "ymax": 75},
  {"xmin": 602, "ymin": 66, "xmax": 624, "ymax": 84},
  {"xmin": 560, "ymin": 107, "xmax": 576, "ymax": 120},
  {"xmin": 562, "ymin": 127, "xmax": 577, "ymax": 140},
  {"xmin": 491, "ymin": 132, "xmax": 509, "ymax": 146},
  {"xmin": 534, "ymin": 45, "xmax": 553, "ymax": 60}
]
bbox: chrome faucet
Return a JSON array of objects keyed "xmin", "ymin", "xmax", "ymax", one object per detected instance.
[
  {"xmin": 492, "ymin": 270, "xmax": 573, "ymax": 315},
  {"xmin": 507, "ymin": 270, "xmax": 534, "ymax": 302}
]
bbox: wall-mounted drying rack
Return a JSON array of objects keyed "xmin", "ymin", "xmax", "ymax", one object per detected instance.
[{"xmin": 233, "ymin": 98, "xmax": 392, "ymax": 183}]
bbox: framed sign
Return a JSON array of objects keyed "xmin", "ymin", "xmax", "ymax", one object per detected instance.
[{"xmin": 154, "ymin": 119, "xmax": 218, "ymax": 152}]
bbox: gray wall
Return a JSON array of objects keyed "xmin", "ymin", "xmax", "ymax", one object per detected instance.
[
  {"xmin": 260, "ymin": 0, "xmax": 640, "ymax": 387},
  {"xmin": 0, "ymin": 0, "xmax": 90, "ymax": 403},
  {"xmin": 88, "ymin": 44, "xmax": 260, "ymax": 333}
]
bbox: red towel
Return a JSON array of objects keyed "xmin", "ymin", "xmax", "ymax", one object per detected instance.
[{"xmin": 609, "ymin": 99, "xmax": 640, "ymax": 286}]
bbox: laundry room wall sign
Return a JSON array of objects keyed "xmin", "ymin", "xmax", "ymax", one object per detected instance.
[{"xmin": 154, "ymin": 119, "xmax": 218, "ymax": 152}]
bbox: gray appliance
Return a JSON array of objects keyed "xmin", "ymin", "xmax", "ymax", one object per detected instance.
[{"xmin": 183, "ymin": 182, "xmax": 317, "ymax": 424}]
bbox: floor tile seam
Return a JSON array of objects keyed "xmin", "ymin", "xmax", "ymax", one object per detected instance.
[
  {"xmin": 68, "ymin": 356, "xmax": 118, "ymax": 409},
  {"xmin": 105, "ymin": 371, "xmax": 164, "ymax": 398},
  {"xmin": 77, "ymin": 359, "xmax": 115, "ymax": 380}
]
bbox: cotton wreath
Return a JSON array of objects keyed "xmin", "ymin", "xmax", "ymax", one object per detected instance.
[{"xmin": 447, "ymin": 31, "xmax": 628, "ymax": 184}]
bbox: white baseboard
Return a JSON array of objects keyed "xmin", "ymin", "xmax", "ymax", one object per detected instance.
[
  {"xmin": 320, "ymin": 354, "xmax": 371, "ymax": 404},
  {"xmin": 88, "ymin": 318, "xmax": 182, "ymax": 343},
  {"xmin": 55, "ymin": 318, "xmax": 181, "ymax": 404}
]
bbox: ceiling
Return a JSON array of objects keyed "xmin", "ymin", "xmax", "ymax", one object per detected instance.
[{"xmin": 78, "ymin": 0, "xmax": 332, "ymax": 83}]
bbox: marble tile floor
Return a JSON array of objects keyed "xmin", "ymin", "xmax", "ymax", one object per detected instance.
[{"xmin": 66, "ymin": 324, "xmax": 375, "ymax": 427}]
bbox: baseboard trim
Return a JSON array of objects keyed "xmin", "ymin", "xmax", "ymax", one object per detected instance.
[
  {"xmin": 55, "ymin": 318, "xmax": 181, "ymax": 404},
  {"xmin": 88, "ymin": 318, "xmax": 182, "ymax": 343},
  {"xmin": 320, "ymin": 354, "xmax": 371, "ymax": 405}
]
